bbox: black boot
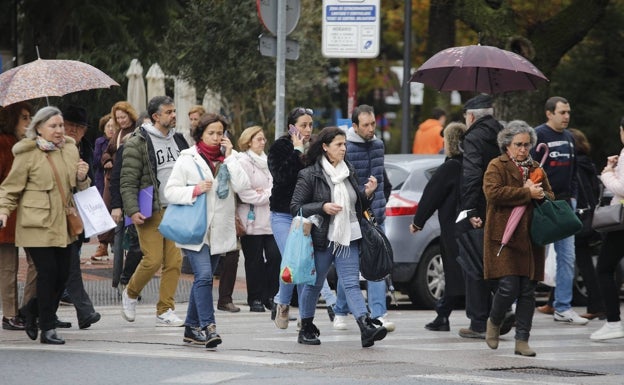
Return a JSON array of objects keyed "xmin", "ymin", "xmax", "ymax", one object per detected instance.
[
  {"xmin": 357, "ymin": 315, "xmax": 387, "ymax": 348},
  {"xmin": 425, "ymin": 315, "xmax": 450, "ymax": 331},
  {"xmin": 20, "ymin": 298, "xmax": 38, "ymax": 341},
  {"xmin": 41, "ymin": 329, "xmax": 65, "ymax": 345},
  {"xmin": 298, "ymin": 317, "xmax": 320, "ymax": 345}
]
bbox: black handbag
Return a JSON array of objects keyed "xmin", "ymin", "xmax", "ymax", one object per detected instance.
[
  {"xmin": 530, "ymin": 198, "xmax": 583, "ymax": 245},
  {"xmin": 359, "ymin": 209, "xmax": 393, "ymax": 281},
  {"xmin": 455, "ymin": 224, "xmax": 484, "ymax": 281}
]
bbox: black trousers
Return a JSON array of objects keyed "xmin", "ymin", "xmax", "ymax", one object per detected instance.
[
  {"xmin": 217, "ymin": 249, "xmax": 240, "ymax": 306},
  {"xmin": 66, "ymin": 240, "xmax": 96, "ymax": 323},
  {"xmin": 596, "ymin": 229, "xmax": 624, "ymax": 322},
  {"xmin": 490, "ymin": 275, "xmax": 536, "ymax": 341},
  {"xmin": 26, "ymin": 246, "xmax": 71, "ymax": 331},
  {"xmin": 240, "ymin": 234, "xmax": 281, "ymax": 305},
  {"xmin": 575, "ymin": 236, "xmax": 605, "ymax": 314},
  {"xmin": 464, "ymin": 274, "xmax": 494, "ymax": 332}
]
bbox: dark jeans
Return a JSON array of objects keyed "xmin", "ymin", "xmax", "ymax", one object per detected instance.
[
  {"xmin": 217, "ymin": 249, "xmax": 240, "ymax": 306},
  {"xmin": 240, "ymin": 234, "xmax": 281, "ymax": 305},
  {"xmin": 596, "ymin": 229, "xmax": 624, "ymax": 322},
  {"xmin": 67, "ymin": 240, "xmax": 96, "ymax": 322},
  {"xmin": 26, "ymin": 246, "xmax": 71, "ymax": 331},
  {"xmin": 490, "ymin": 275, "xmax": 536, "ymax": 342}
]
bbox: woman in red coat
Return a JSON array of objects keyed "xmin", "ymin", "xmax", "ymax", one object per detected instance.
[{"xmin": 482, "ymin": 120, "xmax": 553, "ymax": 357}]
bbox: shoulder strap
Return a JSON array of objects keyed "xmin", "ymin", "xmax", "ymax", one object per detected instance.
[{"xmin": 46, "ymin": 155, "xmax": 68, "ymax": 206}]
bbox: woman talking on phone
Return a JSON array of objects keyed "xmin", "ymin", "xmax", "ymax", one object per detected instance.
[{"xmin": 267, "ymin": 107, "xmax": 313, "ymax": 328}]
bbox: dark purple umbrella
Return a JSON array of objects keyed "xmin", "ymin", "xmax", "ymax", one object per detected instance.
[{"xmin": 410, "ymin": 45, "xmax": 548, "ymax": 94}]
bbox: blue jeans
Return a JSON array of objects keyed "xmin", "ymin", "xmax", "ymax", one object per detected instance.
[
  {"xmin": 183, "ymin": 245, "xmax": 220, "ymax": 328},
  {"xmin": 320, "ymin": 279, "xmax": 336, "ymax": 307},
  {"xmin": 553, "ymin": 234, "xmax": 575, "ymax": 313},
  {"xmin": 271, "ymin": 211, "xmax": 303, "ymax": 305},
  {"xmin": 300, "ymin": 242, "xmax": 368, "ymax": 320}
]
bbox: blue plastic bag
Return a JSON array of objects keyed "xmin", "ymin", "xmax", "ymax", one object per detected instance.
[{"xmin": 280, "ymin": 214, "xmax": 316, "ymax": 285}]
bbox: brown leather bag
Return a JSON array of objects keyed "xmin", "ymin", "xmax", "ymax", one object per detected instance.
[
  {"xmin": 47, "ymin": 155, "xmax": 84, "ymax": 236},
  {"xmin": 235, "ymin": 216, "xmax": 246, "ymax": 237}
]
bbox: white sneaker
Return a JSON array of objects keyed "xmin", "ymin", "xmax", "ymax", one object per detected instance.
[
  {"xmin": 333, "ymin": 315, "xmax": 348, "ymax": 330},
  {"xmin": 121, "ymin": 288, "xmax": 137, "ymax": 322},
  {"xmin": 554, "ymin": 309, "xmax": 589, "ymax": 325},
  {"xmin": 156, "ymin": 309, "xmax": 184, "ymax": 327},
  {"xmin": 376, "ymin": 316, "xmax": 396, "ymax": 333},
  {"xmin": 590, "ymin": 322, "xmax": 624, "ymax": 340}
]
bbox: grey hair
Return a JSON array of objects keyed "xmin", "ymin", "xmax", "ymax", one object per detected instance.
[
  {"xmin": 468, "ymin": 107, "xmax": 494, "ymax": 121},
  {"xmin": 497, "ymin": 120, "xmax": 536, "ymax": 153},
  {"xmin": 25, "ymin": 106, "xmax": 63, "ymax": 139}
]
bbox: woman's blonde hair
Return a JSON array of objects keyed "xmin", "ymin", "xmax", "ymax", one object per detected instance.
[
  {"xmin": 238, "ymin": 125, "xmax": 264, "ymax": 152},
  {"xmin": 443, "ymin": 122, "xmax": 467, "ymax": 157}
]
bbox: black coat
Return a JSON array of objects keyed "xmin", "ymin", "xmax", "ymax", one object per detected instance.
[
  {"xmin": 412, "ymin": 155, "xmax": 464, "ymax": 296},
  {"xmin": 290, "ymin": 159, "xmax": 370, "ymax": 251},
  {"xmin": 268, "ymin": 135, "xmax": 306, "ymax": 214},
  {"xmin": 460, "ymin": 115, "xmax": 504, "ymax": 220}
]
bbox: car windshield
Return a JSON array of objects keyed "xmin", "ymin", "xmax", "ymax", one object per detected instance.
[{"xmin": 401, "ymin": 165, "xmax": 440, "ymax": 194}]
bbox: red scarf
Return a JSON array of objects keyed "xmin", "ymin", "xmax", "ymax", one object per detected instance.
[{"xmin": 196, "ymin": 141, "xmax": 224, "ymax": 173}]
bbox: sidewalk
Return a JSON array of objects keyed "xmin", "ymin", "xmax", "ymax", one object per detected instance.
[{"xmin": 15, "ymin": 237, "xmax": 249, "ymax": 308}]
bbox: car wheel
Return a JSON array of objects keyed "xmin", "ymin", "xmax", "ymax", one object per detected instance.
[{"xmin": 408, "ymin": 244, "xmax": 444, "ymax": 309}]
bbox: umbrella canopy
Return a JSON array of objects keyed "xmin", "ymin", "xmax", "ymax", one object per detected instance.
[
  {"xmin": 126, "ymin": 59, "xmax": 146, "ymax": 114},
  {"xmin": 146, "ymin": 63, "xmax": 166, "ymax": 101},
  {"xmin": 0, "ymin": 58, "xmax": 119, "ymax": 107},
  {"xmin": 410, "ymin": 45, "xmax": 548, "ymax": 94},
  {"xmin": 174, "ymin": 77, "xmax": 197, "ymax": 142}
]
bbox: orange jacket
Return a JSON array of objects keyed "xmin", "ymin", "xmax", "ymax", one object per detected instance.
[{"xmin": 412, "ymin": 119, "xmax": 444, "ymax": 154}]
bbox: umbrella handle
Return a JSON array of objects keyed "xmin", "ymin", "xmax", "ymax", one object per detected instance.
[{"xmin": 536, "ymin": 143, "xmax": 549, "ymax": 167}]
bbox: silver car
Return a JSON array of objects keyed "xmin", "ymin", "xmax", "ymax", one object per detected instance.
[{"xmin": 384, "ymin": 154, "xmax": 445, "ymax": 308}]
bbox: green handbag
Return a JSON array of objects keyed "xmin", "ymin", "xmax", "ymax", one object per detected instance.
[{"xmin": 530, "ymin": 198, "xmax": 583, "ymax": 245}]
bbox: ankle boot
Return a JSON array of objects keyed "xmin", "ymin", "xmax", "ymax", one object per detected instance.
[
  {"xmin": 486, "ymin": 318, "xmax": 500, "ymax": 349},
  {"xmin": 298, "ymin": 317, "xmax": 320, "ymax": 345},
  {"xmin": 357, "ymin": 315, "xmax": 387, "ymax": 348},
  {"xmin": 41, "ymin": 329, "xmax": 65, "ymax": 345},
  {"xmin": 425, "ymin": 315, "xmax": 450, "ymax": 331},
  {"xmin": 514, "ymin": 339, "xmax": 536, "ymax": 357}
]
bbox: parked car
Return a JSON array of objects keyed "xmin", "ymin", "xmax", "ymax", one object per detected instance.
[{"xmin": 384, "ymin": 154, "xmax": 445, "ymax": 308}]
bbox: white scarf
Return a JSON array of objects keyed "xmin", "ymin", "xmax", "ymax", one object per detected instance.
[
  {"xmin": 246, "ymin": 150, "xmax": 268, "ymax": 171},
  {"xmin": 321, "ymin": 156, "xmax": 351, "ymax": 256}
]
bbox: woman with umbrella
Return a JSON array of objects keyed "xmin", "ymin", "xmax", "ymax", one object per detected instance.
[{"xmin": 482, "ymin": 120, "xmax": 553, "ymax": 357}]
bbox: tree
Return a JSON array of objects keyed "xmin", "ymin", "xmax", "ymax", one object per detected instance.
[
  {"xmin": 454, "ymin": 0, "xmax": 611, "ymax": 124},
  {"xmin": 158, "ymin": 0, "xmax": 328, "ymax": 137}
]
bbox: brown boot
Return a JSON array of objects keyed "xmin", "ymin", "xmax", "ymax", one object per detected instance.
[
  {"xmin": 486, "ymin": 318, "xmax": 500, "ymax": 349},
  {"xmin": 514, "ymin": 339, "xmax": 536, "ymax": 357},
  {"xmin": 91, "ymin": 242, "xmax": 109, "ymax": 261}
]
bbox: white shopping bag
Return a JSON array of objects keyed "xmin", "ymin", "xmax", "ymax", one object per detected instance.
[
  {"xmin": 541, "ymin": 243, "xmax": 557, "ymax": 287},
  {"xmin": 73, "ymin": 186, "xmax": 117, "ymax": 238}
]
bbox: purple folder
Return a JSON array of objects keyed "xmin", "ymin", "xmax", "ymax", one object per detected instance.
[{"xmin": 124, "ymin": 185, "xmax": 154, "ymax": 226}]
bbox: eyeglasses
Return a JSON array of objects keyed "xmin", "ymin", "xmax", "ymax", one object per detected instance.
[
  {"xmin": 512, "ymin": 142, "xmax": 532, "ymax": 149},
  {"xmin": 296, "ymin": 107, "xmax": 313, "ymax": 116}
]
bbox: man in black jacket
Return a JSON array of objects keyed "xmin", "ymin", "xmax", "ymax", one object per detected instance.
[{"xmin": 457, "ymin": 95, "xmax": 513, "ymax": 339}]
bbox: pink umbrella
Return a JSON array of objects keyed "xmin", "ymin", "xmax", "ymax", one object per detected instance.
[{"xmin": 497, "ymin": 143, "xmax": 549, "ymax": 256}]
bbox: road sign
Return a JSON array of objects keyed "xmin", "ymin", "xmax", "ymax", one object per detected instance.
[
  {"xmin": 322, "ymin": 0, "xmax": 380, "ymax": 58},
  {"xmin": 257, "ymin": 0, "xmax": 301, "ymax": 36},
  {"xmin": 258, "ymin": 34, "xmax": 300, "ymax": 60}
]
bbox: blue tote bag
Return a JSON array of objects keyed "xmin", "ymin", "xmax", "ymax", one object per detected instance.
[{"xmin": 159, "ymin": 162, "xmax": 207, "ymax": 244}]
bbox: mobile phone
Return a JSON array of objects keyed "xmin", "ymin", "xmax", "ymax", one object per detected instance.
[
  {"xmin": 220, "ymin": 130, "xmax": 229, "ymax": 155},
  {"xmin": 288, "ymin": 124, "xmax": 298, "ymax": 137}
]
